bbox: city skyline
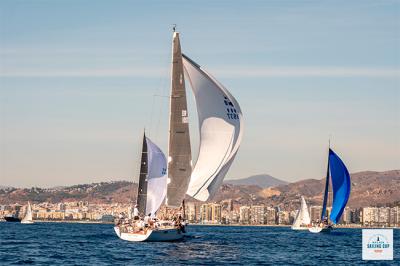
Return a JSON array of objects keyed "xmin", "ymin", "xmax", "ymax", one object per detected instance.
[{"xmin": 1, "ymin": 0, "xmax": 399, "ymax": 187}]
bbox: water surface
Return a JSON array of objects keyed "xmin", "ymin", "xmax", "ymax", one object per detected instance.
[{"xmin": 0, "ymin": 223, "xmax": 398, "ymax": 265}]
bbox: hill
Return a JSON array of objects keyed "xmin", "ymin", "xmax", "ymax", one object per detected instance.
[
  {"xmin": 1, "ymin": 170, "xmax": 399, "ymax": 210},
  {"xmin": 225, "ymin": 174, "xmax": 288, "ymax": 188},
  {"xmin": 0, "ymin": 181, "xmax": 137, "ymax": 205},
  {"xmin": 257, "ymin": 170, "xmax": 400, "ymax": 209}
]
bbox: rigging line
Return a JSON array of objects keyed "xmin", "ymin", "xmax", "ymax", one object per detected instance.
[
  {"xmin": 149, "ymin": 69, "xmax": 165, "ymax": 137},
  {"xmin": 153, "ymin": 94, "xmax": 169, "ymax": 98},
  {"xmin": 148, "ymin": 94, "xmax": 156, "ymax": 137},
  {"xmin": 154, "ymin": 43, "xmax": 172, "ymax": 144}
]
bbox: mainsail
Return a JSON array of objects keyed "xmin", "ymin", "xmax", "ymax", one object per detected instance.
[
  {"xmin": 183, "ymin": 54, "xmax": 244, "ymax": 201},
  {"xmin": 292, "ymin": 196, "xmax": 311, "ymax": 229},
  {"xmin": 136, "ymin": 133, "xmax": 167, "ymax": 217},
  {"xmin": 328, "ymin": 148, "xmax": 351, "ymax": 224},
  {"xmin": 136, "ymin": 133, "xmax": 148, "ymax": 217},
  {"xmin": 321, "ymin": 155, "xmax": 330, "ymax": 221},
  {"xmin": 21, "ymin": 201, "xmax": 33, "ymax": 223},
  {"xmin": 166, "ymin": 32, "xmax": 192, "ymax": 208}
]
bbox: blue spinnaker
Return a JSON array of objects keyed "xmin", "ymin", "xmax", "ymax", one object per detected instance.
[{"xmin": 328, "ymin": 148, "xmax": 351, "ymax": 224}]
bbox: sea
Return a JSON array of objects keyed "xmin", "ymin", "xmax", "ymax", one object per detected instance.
[{"xmin": 0, "ymin": 222, "xmax": 398, "ymax": 265}]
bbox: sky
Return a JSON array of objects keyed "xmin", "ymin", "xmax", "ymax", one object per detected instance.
[{"xmin": 0, "ymin": 0, "xmax": 399, "ymax": 187}]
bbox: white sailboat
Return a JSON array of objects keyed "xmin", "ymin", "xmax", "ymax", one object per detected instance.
[
  {"xmin": 291, "ymin": 196, "xmax": 310, "ymax": 230},
  {"xmin": 21, "ymin": 201, "xmax": 33, "ymax": 224},
  {"xmin": 115, "ymin": 28, "xmax": 243, "ymax": 242},
  {"xmin": 114, "ymin": 133, "xmax": 184, "ymax": 241}
]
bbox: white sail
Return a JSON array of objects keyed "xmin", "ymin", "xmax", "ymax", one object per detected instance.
[
  {"xmin": 292, "ymin": 196, "xmax": 311, "ymax": 230},
  {"xmin": 183, "ymin": 54, "xmax": 244, "ymax": 201},
  {"xmin": 145, "ymin": 137, "xmax": 167, "ymax": 216},
  {"xmin": 21, "ymin": 201, "xmax": 33, "ymax": 224}
]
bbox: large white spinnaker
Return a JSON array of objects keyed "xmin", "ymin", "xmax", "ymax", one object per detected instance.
[
  {"xmin": 183, "ymin": 54, "xmax": 243, "ymax": 201},
  {"xmin": 145, "ymin": 137, "xmax": 167, "ymax": 217},
  {"xmin": 292, "ymin": 196, "xmax": 311, "ymax": 230}
]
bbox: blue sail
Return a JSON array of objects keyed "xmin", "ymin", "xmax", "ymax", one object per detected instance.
[{"xmin": 328, "ymin": 148, "xmax": 351, "ymax": 224}]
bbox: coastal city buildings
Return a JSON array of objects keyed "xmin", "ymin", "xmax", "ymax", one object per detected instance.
[{"xmin": 1, "ymin": 202, "xmax": 399, "ymax": 227}]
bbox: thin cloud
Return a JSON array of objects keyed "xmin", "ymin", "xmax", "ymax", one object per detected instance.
[
  {"xmin": 0, "ymin": 67, "xmax": 167, "ymax": 78},
  {"xmin": 0, "ymin": 66, "xmax": 399, "ymax": 78},
  {"xmin": 213, "ymin": 66, "xmax": 400, "ymax": 78}
]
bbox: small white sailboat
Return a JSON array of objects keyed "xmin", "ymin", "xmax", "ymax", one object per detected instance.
[
  {"xmin": 21, "ymin": 201, "xmax": 34, "ymax": 224},
  {"xmin": 291, "ymin": 196, "xmax": 310, "ymax": 230},
  {"xmin": 115, "ymin": 28, "xmax": 243, "ymax": 242},
  {"xmin": 308, "ymin": 145, "xmax": 351, "ymax": 233}
]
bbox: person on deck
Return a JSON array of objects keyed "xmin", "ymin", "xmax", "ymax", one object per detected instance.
[{"xmin": 133, "ymin": 205, "xmax": 139, "ymax": 220}]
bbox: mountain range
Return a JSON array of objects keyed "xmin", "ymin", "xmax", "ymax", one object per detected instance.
[
  {"xmin": 1, "ymin": 170, "xmax": 399, "ymax": 209},
  {"xmin": 225, "ymin": 174, "xmax": 288, "ymax": 188}
]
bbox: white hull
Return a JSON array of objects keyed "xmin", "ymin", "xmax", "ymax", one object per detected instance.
[
  {"xmin": 308, "ymin": 225, "xmax": 332, "ymax": 233},
  {"xmin": 114, "ymin": 226, "xmax": 185, "ymax": 242},
  {"xmin": 21, "ymin": 220, "xmax": 34, "ymax": 224},
  {"xmin": 291, "ymin": 226, "xmax": 309, "ymax": 231}
]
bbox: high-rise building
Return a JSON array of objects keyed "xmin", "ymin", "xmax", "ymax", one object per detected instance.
[
  {"xmin": 229, "ymin": 210, "xmax": 240, "ymax": 224},
  {"xmin": 186, "ymin": 202, "xmax": 199, "ymax": 223},
  {"xmin": 200, "ymin": 203, "xmax": 222, "ymax": 224},
  {"xmin": 251, "ymin": 205, "xmax": 265, "ymax": 224},
  {"xmin": 378, "ymin": 207, "xmax": 390, "ymax": 226},
  {"xmin": 310, "ymin": 206, "xmax": 322, "ymax": 222},
  {"xmin": 362, "ymin": 207, "xmax": 379, "ymax": 226},
  {"xmin": 265, "ymin": 207, "xmax": 276, "ymax": 225},
  {"xmin": 389, "ymin": 207, "xmax": 398, "ymax": 227},
  {"xmin": 342, "ymin": 207, "xmax": 352, "ymax": 224},
  {"xmin": 239, "ymin": 206, "xmax": 251, "ymax": 224}
]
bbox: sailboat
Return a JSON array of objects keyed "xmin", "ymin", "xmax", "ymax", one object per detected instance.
[
  {"xmin": 308, "ymin": 147, "xmax": 351, "ymax": 233},
  {"xmin": 21, "ymin": 201, "xmax": 33, "ymax": 224},
  {"xmin": 114, "ymin": 133, "xmax": 181, "ymax": 242},
  {"xmin": 291, "ymin": 196, "xmax": 311, "ymax": 230},
  {"xmin": 114, "ymin": 28, "xmax": 243, "ymax": 241}
]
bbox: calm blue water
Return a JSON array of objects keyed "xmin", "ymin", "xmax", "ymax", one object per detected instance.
[{"xmin": 0, "ymin": 222, "xmax": 398, "ymax": 265}]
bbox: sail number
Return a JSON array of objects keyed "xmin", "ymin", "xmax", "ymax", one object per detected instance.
[{"xmin": 224, "ymin": 97, "xmax": 239, "ymax": 120}]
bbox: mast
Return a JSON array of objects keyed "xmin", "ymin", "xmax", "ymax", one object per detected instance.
[
  {"xmin": 166, "ymin": 29, "xmax": 192, "ymax": 207},
  {"xmin": 321, "ymin": 140, "xmax": 330, "ymax": 220},
  {"xmin": 136, "ymin": 131, "xmax": 148, "ymax": 217}
]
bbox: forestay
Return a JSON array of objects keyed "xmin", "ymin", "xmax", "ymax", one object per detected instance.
[{"xmin": 183, "ymin": 54, "xmax": 243, "ymax": 201}]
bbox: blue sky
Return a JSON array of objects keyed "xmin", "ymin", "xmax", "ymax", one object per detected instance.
[{"xmin": 0, "ymin": 0, "xmax": 399, "ymax": 187}]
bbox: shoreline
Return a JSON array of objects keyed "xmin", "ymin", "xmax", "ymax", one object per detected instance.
[{"xmin": 1, "ymin": 220, "xmax": 398, "ymax": 229}]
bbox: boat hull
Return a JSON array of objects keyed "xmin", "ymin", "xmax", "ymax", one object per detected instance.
[
  {"xmin": 21, "ymin": 220, "xmax": 34, "ymax": 224},
  {"xmin": 291, "ymin": 226, "xmax": 309, "ymax": 231},
  {"xmin": 114, "ymin": 226, "xmax": 185, "ymax": 242},
  {"xmin": 308, "ymin": 225, "xmax": 332, "ymax": 233},
  {"xmin": 4, "ymin": 216, "xmax": 21, "ymax": 222}
]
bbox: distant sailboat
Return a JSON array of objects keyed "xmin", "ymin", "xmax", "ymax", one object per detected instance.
[
  {"xmin": 309, "ymin": 147, "xmax": 351, "ymax": 233},
  {"xmin": 291, "ymin": 196, "xmax": 311, "ymax": 230},
  {"xmin": 21, "ymin": 202, "xmax": 33, "ymax": 224},
  {"xmin": 114, "ymin": 28, "xmax": 243, "ymax": 241}
]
